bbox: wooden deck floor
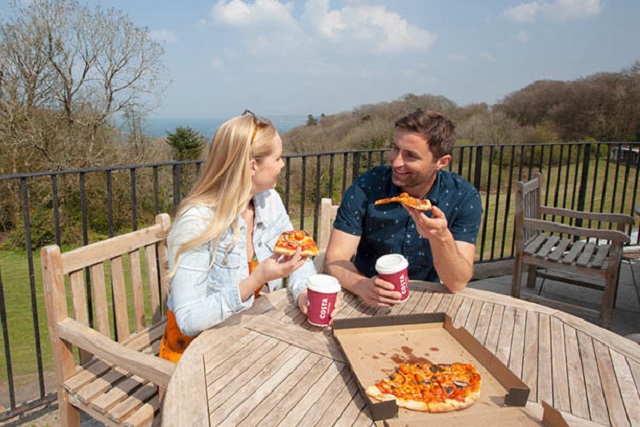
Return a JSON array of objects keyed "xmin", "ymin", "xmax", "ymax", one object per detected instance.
[{"xmin": 470, "ymin": 259, "xmax": 640, "ymax": 338}]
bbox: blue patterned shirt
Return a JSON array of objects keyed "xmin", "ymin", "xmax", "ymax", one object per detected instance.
[{"xmin": 333, "ymin": 166, "xmax": 482, "ymax": 282}]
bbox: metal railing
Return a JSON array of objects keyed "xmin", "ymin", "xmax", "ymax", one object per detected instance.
[{"xmin": 0, "ymin": 141, "xmax": 638, "ymax": 422}]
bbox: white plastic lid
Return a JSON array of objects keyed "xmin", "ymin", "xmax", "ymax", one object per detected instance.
[
  {"xmin": 306, "ymin": 274, "xmax": 341, "ymax": 294},
  {"xmin": 375, "ymin": 254, "xmax": 409, "ymax": 275}
]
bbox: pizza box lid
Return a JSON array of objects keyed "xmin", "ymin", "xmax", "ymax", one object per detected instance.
[{"xmin": 332, "ymin": 312, "xmax": 569, "ymax": 426}]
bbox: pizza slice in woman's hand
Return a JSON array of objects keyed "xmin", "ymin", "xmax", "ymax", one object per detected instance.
[{"xmin": 273, "ymin": 230, "xmax": 319, "ymax": 257}]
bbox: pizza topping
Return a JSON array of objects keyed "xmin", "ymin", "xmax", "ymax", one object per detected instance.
[
  {"xmin": 366, "ymin": 362, "xmax": 481, "ymax": 413},
  {"xmin": 273, "ymin": 230, "xmax": 319, "ymax": 257}
]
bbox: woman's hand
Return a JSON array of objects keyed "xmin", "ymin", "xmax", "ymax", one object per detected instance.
[
  {"xmin": 297, "ymin": 289, "xmax": 340, "ymax": 323},
  {"xmin": 253, "ymin": 247, "xmax": 308, "ymax": 284}
]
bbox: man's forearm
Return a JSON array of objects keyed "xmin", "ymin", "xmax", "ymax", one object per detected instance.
[
  {"xmin": 324, "ymin": 257, "xmax": 367, "ymax": 296},
  {"xmin": 429, "ymin": 230, "xmax": 474, "ymax": 292}
]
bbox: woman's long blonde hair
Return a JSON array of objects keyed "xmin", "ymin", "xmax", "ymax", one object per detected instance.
[{"xmin": 166, "ymin": 113, "xmax": 277, "ymax": 269}]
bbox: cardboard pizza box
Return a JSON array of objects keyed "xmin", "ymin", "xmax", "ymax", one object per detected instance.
[{"xmin": 332, "ymin": 312, "xmax": 569, "ymax": 426}]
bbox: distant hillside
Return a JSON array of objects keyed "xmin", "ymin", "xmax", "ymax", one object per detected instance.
[{"xmin": 282, "ymin": 93, "xmax": 464, "ymax": 154}]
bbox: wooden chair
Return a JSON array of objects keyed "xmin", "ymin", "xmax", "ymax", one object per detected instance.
[
  {"xmin": 314, "ymin": 198, "xmax": 339, "ymax": 273},
  {"xmin": 41, "ymin": 213, "xmax": 175, "ymax": 427},
  {"xmin": 511, "ymin": 173, "xmax": 634, "ymax": 328}
]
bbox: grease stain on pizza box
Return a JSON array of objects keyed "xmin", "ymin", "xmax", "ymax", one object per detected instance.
[{"xmin": 332, "ymin": 313, "xmax": 569, "ymax": 426}]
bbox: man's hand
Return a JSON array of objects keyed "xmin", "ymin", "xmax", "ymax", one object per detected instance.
[
  {"xmin": 406, "ymin": 205, "xmax": 449, "ymax": 241},
  {"xmin": 352, "ymin": 276, "xmax": 402, "ymax": 307}
]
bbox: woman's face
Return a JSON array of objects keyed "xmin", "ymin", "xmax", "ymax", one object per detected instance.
[{"xmin": 250, "ymin": 134, "xmax": 285, "ymax": 195}]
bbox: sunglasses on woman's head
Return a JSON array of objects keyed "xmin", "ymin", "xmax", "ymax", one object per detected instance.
[{"xmin": 242, "ymin": 109, "xmax": 270, "ymax": 143}]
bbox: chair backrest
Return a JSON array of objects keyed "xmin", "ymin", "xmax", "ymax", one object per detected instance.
[
  {"xmin": 315, "ymin": 198, "xmax": 339, "ymax": 272},
  {"xmin": 42, "ymin": 213, "xmax": 171, "ymax": 349},
  {"xmin": 318, "ymin": 198, "xmax": 339, "ymax": 251},
  {"xmin": 515, "ymin": 172, "xmax": 542, "ymax": 246}
]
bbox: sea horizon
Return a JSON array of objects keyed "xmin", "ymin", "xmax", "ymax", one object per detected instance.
[{"xmin": 143, "ymin": 115, "xmax": 308, "ymax": 138}]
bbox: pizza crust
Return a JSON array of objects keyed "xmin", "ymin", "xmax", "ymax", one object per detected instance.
[{"xmin": 273, "ymin": 247, "xmax": 319, "ymax": 257}]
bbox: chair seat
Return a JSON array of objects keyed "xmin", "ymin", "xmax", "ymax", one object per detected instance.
[
  {"xmin": 64, "ymin": 319, "xmax": 166, "ymax": 427},
  {"xmin": 524, "ymin": 233, "xmax": 611, "ymax": 270}
]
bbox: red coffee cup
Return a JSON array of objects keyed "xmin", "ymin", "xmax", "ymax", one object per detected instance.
[
  {"xmin": 375, "ymin": 254, "xmax": 409, "ymax": 302},
  {"xmin": 306, "ymin": 274, "xmax": 341, "ymax": 327}
]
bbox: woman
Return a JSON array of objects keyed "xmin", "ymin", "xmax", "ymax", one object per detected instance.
[{"xmin": 159, "ymin": 110, "xmax": 316, "ymax": 362}]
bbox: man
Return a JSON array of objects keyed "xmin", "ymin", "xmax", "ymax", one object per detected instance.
[{"xmin": 323, "ymin": 110, "xmax": 482, "ymax": 307}]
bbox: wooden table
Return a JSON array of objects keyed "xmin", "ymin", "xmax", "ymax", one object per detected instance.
[{"xmin": 161, "ymin": 281, "xmax": 640, "ymax": 426}]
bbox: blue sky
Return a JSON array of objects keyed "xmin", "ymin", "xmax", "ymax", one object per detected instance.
[{"xmin": 2, "ymin": 0, "xmax": 639, "ymax": 122}]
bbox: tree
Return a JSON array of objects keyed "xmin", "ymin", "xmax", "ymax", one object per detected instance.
[
  {"xmin": 166, "ymin": 126, "xmax": 205, "ymax": 161},
  {"xmin": 0, "ymin": 0, "xmax": 167, "ymax": 172},
  {"xmin": 306, "ymin": 114, "xmax": 317, "ymax": 126}
]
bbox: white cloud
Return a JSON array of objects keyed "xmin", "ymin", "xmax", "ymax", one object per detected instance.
[
  {"xmin": 504, "ymin": 2, "xmax": 540, "ymax": 23},
  {"xmin": 504, "ymin": 0, "xmax": 602, "ymax": 23},
  {"xmin": 516, "ymin": 30, "xmax": 530, "ymax": 42},
  {"xmin": 301, "ymin": 0, "xmax": 436, "ymax": 54},
  {"xmin": 448, "ymin": 53, "xmax": 467, "ymax": 63},
  {"xmin": 210, "ymin": 0, "xmax": 297, "ymax": 28},
  {"xmin": 210, "ymin": 57, "xmax": 224, "ymax": 70},
  {"xmin": 209, "ymin": 0, "xmax": 435, "ymax": 56},
  {"xmin": 150, "ymin": 29, "xmax": 178, "ymax": 44}
]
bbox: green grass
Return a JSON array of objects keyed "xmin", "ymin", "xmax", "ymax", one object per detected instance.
[
  {"xmin": 0, "ymin": 247, "xmax": 159, "ymax": 385},
  {"xmin": 0, "ymin": 249, "xmax": 52, "ymax": 385}
]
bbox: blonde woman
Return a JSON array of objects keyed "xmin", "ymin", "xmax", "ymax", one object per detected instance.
[{"xmin": 159, "ymin": 111, "xmax": 316, "ymax": 362}]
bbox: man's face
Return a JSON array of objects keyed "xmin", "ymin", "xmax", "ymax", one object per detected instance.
[{"xmin": 389, "ymin": 129, "xmax": 450, "ymax": 196}]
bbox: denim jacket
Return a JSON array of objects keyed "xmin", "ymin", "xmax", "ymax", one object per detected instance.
[{"xmin": 166, "ymin": 189, "xmax": 316, "ymax": 336}]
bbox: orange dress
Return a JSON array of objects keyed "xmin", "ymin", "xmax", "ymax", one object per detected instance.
[{"xmin": 159, "ymin": 256, "xmax": 262, "ymax": 363}]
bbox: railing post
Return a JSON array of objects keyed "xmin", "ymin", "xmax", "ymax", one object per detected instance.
[
  {"xmin": 473, "ymin": 145, "xmax": 483, "ymax": 190},
  {"xmin": 576, "ymin": 143, "xmax": 592, "ymax": 227}
]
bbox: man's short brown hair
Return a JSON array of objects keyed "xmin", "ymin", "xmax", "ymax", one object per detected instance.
[{"xmin": 395, "ymin": 110, "xmax": 456, "ymax": 159}]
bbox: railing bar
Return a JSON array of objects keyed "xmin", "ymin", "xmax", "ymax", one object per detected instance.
[
  {"xmin": 589, "ymin": 143, "xmax": 601, "ymax": 214},
  {"xmin": 599, "ymin": 146, "xmax": 611, "ymax": 213},
  {"xmin": 313, "ymin": 156, "xmax": 321, "ymax": 239},
  {"xmin": 0, "ymin": 267, "xmax": 16, "ymax": 409},
  {"xmin": 107, "ymin": 171, "xmax": 114, "ymax": 237},
  {"xmin": 619, "ymin": 144, "xmax": 633, "ymax": 213},
  {"xmin": 130, "ymin": 168, "xmax": 138, "ymax": 231},
  {"xmin": 300, "ymin": 157, "xmax": 307, "ymax": 230},
  {"xmin": 504, "ymin": 145, "xmax": 517, "ymax": 258},
  {"xmin": 79, "ymin": 172, "xmax": 94, "ymax": 328},
  {"xmin": 172, "ymin": 164, "xmax": 181, "ymax": 214},
  {"xmin": 329, "ymin": 154, "xmax": 335, "ymax": 200},
  {"xmin": 526, "ymin": 144, "xmax": 535, "ymax": 178},
  {"xmin": 491, "ymin": 146, "xmax": 504, "ymax": 260},
  {"xmin": 284, "ymin": 157, "xmax": 291, "ymax": 211},
  {"xmin": 611, "ymin": 143, "xmax": 623, "ymax": 214},
  {"xmin": 341, "ymin": 153, "xmax": 348, "ymax": 195},
  {"xmin": 20, "ymin": 178, "xmax": 46, "ymax": 398},
  {"xmin": 481, "ymin": 146, "xmax": 493, "ymax": 261},
  {"xmin": 153, "ymin": 166, "xmax": 160, "ymax": 215},
  {"xmin": 51, "ymin": 175, "xmax": 61, "ymax": 246},
  {"xmin": 544, "ymin": 144, "xmax": 553, "ymax": 208}
]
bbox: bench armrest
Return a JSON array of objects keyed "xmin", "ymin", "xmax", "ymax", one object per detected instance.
[
  {"xmin": 540, "ymin": 206, "xmax": 634, "ymax": 227},
  {"xmin": 57, "ymin": 317, "xmax": 175, "ymax": 388},
  {"xmin": 524, "ymin": 218, "xmax": 630, "ymax": 244}
]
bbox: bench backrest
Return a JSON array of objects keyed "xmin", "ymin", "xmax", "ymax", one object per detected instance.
[{"xmin": 42, "ymin": 213, "xmax": 171, "ymax": 348}]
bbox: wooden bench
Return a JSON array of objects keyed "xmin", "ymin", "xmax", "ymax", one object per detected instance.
[
  {"xmin": 511, "ymin": 173, "xmax": 633, "ymax": 328},
  {"xmin": 41, "ymin": 213, "xmax": 175, "ymax": 427}
]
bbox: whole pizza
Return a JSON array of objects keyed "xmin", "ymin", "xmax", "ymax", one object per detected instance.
[{"xmin": 366, "ymin": 362, "xmax": 481, "ymax": 413}]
